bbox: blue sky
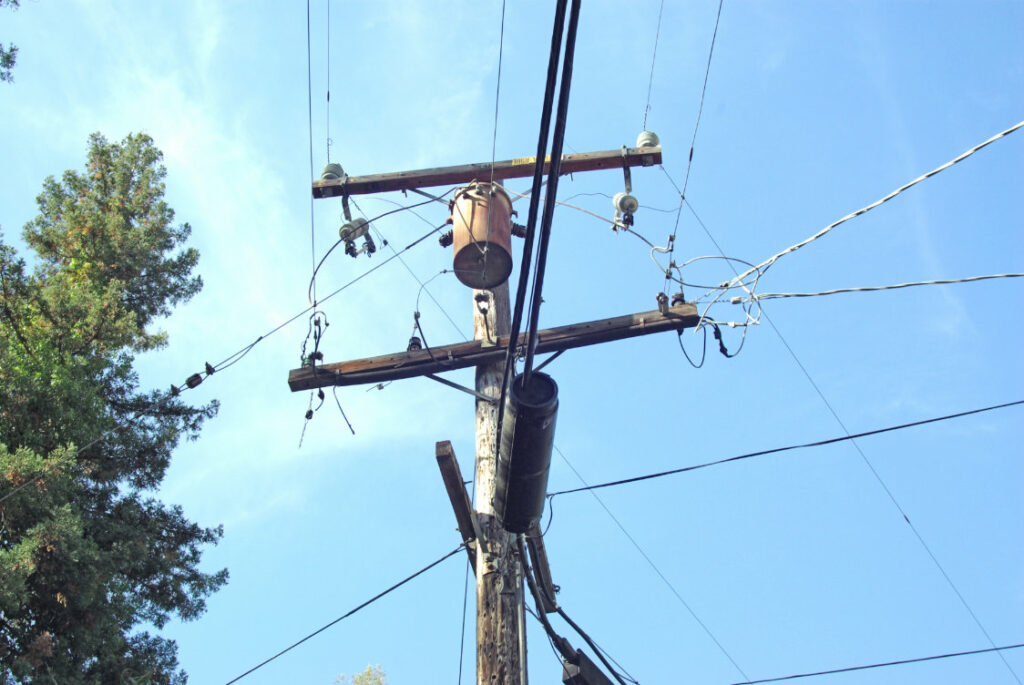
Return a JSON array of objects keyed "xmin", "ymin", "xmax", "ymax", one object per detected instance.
[{"xmin": 1, "ymin": 1, "xmax": 1022, "ymax": 684}]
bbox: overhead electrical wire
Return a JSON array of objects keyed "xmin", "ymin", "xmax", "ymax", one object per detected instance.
[
  {"xmin": 761, "ymin": 309, "xmax": 1022, "ymax": 685},
  {"xmin": 641, "ymin": 0, "xmax": 666, "ymax": 131},
  {"xmin": 662, "ymin": 0, "xmax": 726, "ymax": 295},
  {"xmin": 551, "ymin": 446, "xmax": 748, "ymax": 679},
  {"xmin": 223, "ymin": 545, "xmax": 464, "ymax": 685},
  {"xmin": 306, "ymin": 0, "xmax": 317, "ymax": 306},
  {"xmin": 325, "ymin": 0, "xmax": 331, "ymax": 163},
  {"xmin": 547, "ymin": 399, "xmax": 1024, "ymax": 497},
  {"xmin": 307, "ymin": 191, "xmax": 456, "ymax": 302},
  {"xmin": 2, "ymin": 218, "xmax": 450, "ymax": 506},
  {"xmin": 728, "ymin": 642, "xmax": 1024, "ymax": 685},
  {"xmin": 664, "ymin": 190, "xmax": 1022, "ymax": 683},
  {"xmin": 726, "ymin": 119, "xmax": 1024, "ymax": 291},
  {"xmin": 679, "ymin": 0, "xmax": 724, "ymax": 203},
  {"xmin": 351, "ymin": 197, "xmax": 467, "ymax": 340},
  {"xmin": 517, "ymin": 536, "xmax": 630, "ymax": 685},
  {"xmin": 746, "ymin": 272, "xmax": 1024, "ymax": 301},
  {"xmin": 489, "ymin": 0, "xmax": 507, "ymax": 190}
]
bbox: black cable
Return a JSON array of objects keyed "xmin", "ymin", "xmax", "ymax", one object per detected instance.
[
  {"xmin": 681, "ymin": 196, "xmax": 1020, "ymax": 683},
  {"xmin": 307, "ymin": 192, "xmax": 455, "ymax": 303},
  {"xmin": 548, "ymin": 399, "xmax": 1024, "ymax": 497},
  {"xmin": 330, "ymin": 386, "xmax": 355, "ymax": 435},
  {"xmin": 554, "ymin": 604, "xmax": 630, "ymax": 685},
  {"xmin": 517, "ymin": 536, "xmax": 574, "ymax": 661},
  {"xmin": 522, "ymin": 0, "xmax": 581, "ymax": 383},
  {"xmin": 5, "ymin": 224, "xmax": 445, "ymax": 507},
  {"xmin": 353, "ymin": 196, "xmax": 467, "ymax": 341},
  {"xmin": 495, "ymin": 0, "xmax": 570, "ymax": 472},
  {"xmin": 525, "ymin": 604, "xmax": 566, "ymax": 667},
  {"xmin": 678, "ymin": 326, "xmax": 707, "ymax": 369},
  {"xmin": 728, "ymin": 642, "xmax": 1024, "ymax": 685},
  {"xmin": 759, "ymin": 313, "xmax": 1020, "ymax": 685},
  {"xmin": 518, "ymin": 536, "xmax": 631, "ymax": 685},
  {"xmin": 223, "ymin": 545, "xmax": 463, "ymax": 685},
  {"xmin": 194, "ymin": 221, "xmax": 447, "ymax": 380},
  {"xmin": 551, "ymin": 445, "xmax": 746, "ymax": 678},
  {"xmin": 533, "ymin": 349, "xmax": 564, "ymax": 375}
]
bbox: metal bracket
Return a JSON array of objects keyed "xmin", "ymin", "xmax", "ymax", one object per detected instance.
[
  {"xmin": 411, "ymin": 187, "xmax": 452, "ymax": 206},
  {"xmin": 426, "ymin": 373, "xmax": 498, "ymax": 402},
  {"xmin": 620, "ymin": 145, "xmax": 633, "ymax": 194},
  {"xmin": 341, "ymin": 186, "xmax": 353, "ymax": 222}
]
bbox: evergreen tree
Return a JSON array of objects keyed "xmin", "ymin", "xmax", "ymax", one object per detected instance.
[
  {"xmin": 0, "ymin": 132, "xmax": 226, "ymax": 683},
  {"xmin": 0, "ymin": 0, "xmax": 19, "ymax": 83}
]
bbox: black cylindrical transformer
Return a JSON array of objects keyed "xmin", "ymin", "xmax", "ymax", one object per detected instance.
[{"xmin": 494, "ymin": 371, "xmax": 559, "ymax": 533}]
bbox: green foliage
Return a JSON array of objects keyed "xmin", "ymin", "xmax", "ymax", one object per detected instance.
[
  {"xmin": 0, "ymin": 132, "xmax": 225, "ymax": 683},
  {"xmin": 336, "ymin": 665, "xmax": 387, "ymax": 685},
  {"xmin": 0, "ymin": 0, "xmax": 20, "ymax": 83}
]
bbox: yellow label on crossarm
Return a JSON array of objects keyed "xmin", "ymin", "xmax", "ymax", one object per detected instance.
[{"xmin": 511, "ymin": 155, "xmax": 552, "ymax": 165}]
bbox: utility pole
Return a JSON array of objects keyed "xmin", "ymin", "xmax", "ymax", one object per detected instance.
[
  {"xmin": 471, "ymin": 280, "xmax": 524, "ymax": 684},
  {"xmin": 295, "ymin": 141, "xmax": 676, "ymax": 685}
]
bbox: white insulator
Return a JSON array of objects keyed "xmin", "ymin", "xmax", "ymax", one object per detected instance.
[
  {"xmin": 339, "ymin": 217, "xmax": 369, "ymax": 241},
  {"xmin": 321, "ymin": 162, "xmax": 345, "ymax": 180},
  {"xmin": 613, "ymin": 192, "xmax": 639, "ymax": 215},
  {"xmin": 636, "ymin": 131, "xmax": 659, "ymax": 148}
]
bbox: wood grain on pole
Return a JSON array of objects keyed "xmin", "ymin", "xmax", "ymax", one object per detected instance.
[
  {"xmin": 312, "ymin": 146, "xmax": 662, "ymax": 198},
  {"xmin": 472, "ymin": 281, "xmax": 523, "ymax": 685},
  {"xmin": 288, "ymin": 303, "xmax": 699, "ymax": 391}
]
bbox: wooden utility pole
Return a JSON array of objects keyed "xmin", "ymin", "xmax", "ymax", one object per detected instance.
[
  {"xmin": 471, "ymin": 281, "xmax": 525, "ymax": 684},
  {"xmin": 296, "ymin": 142, "xmax": 674, "ymax": 684}
]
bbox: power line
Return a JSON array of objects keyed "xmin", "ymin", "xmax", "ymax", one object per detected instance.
[
  {"xmin": 306, "ymin": 0, "xmax": 317, "ymax": 306},
  {"xmin": 223, "ymin": 545, "xmax": 464, "ymax": 685},
  {"xmin": 518, "ymin": 536, "xmax": 630, "ymax": 685},
  {"xmin": 325, "ymin": 0, "xmax": 331, "ymax": 163},
  {"xmin": 663, "ymin": 0, "xmax": 725, "ymax": 294},
  {"xmin": 680, "ymin": 0, "xmax": 724, "ymax": 202},
  {"xmin": 351, "ymin": 197, "xmax": 467, "ymax": 341},
  {"xmin": 759, "ymin": 312, "xmax": 1022, "ymax": 685},
  {"xmin": 748, "ymin": 272, "xmax": 1024, "ymax": 300},
  {"xmin": 666, "ymin": 193, "xmax": 1022, "ymax": 683},
  {"xmin": 547, "ymin": 399, "xmax": 1024, "ymax": 496},
  {"xmin": 489, "ymin": 0, "xmax": 506, "ymax": 190},
  {"xmin": 552, "ymin": 446, "xmax": 748, "ymax": 679},
  {"xmin": 307, "ymin": 191, "xmax": 456, "ymax": 302},
  {"xmin": 728, "ymin": 642, "xmax": 1024, "ymax": 685},
  {"xmin": 727, "ymin": 119, "xmax": 1024, "ymax": 290},
  {"xmin": 3, "ymin": 221, "xmax": 449, "ymax": 507},
  {"xmin": 641, "ymin": 0, "xmax": 665, "ymax": 131}
]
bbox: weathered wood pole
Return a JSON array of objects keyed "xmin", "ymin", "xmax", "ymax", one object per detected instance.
[{"xmin": 473, "ymin": 279, "xmax": 525, "ymax": 684}]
